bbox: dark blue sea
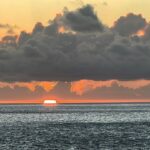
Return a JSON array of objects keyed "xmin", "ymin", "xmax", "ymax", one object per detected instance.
[{"xmin": 0, "ymin": 103, "xmax": 150, "ymax": 149}]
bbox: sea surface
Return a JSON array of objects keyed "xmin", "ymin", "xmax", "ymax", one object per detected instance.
[{"xmin": 0, "ymin": 103, "xmax": 150, "ymax": 149}]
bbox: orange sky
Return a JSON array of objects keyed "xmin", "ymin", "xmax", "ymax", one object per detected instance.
[
  {"xmin": 0, "ymin": 80, "xmax": 150, "ymax": 104},
  {"xmin": 1, "ymin": 99, "xmax": 150, "ymax": 104},
  {"xmin": 0, "ymin": 1, "xmax": 150, "ymax": 103}
]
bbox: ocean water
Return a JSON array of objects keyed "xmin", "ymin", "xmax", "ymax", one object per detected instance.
[{"xmin": 0, "ymin": 104, "xmax": 150, "ymax": 149}]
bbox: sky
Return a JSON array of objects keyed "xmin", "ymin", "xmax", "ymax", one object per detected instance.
[
  {"xmin": 1, "ymin": 0, "xmax": 150, "ymax": 35},
  {"xmin": 0, "ymin": 0, "xmax": 150, "ymax": 103}
]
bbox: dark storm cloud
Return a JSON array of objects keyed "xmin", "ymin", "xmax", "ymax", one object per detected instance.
[
  {"xmin": 0, "ymin": 5, "xmax": 150, "ymax": 82},
  {"xmin": 18, "ymin": 31, "xmax": 31, "ymax": 46},
  {"xmin": 62, "ymin": 5, "xmax": 104, "ymax": 32},
  {"xmin": 32, "ymin": 22, "xmax": 44, "ymax": 34},
  {"xmin": 143, "ymin": 24, "xmax": 150, "ymax": 41},
  {"xmin": 113, "ymin": 13, "xmax": 147, "ymax": 36},
  {"xmin": 2, "ymin": 35, "xmax": 17, "ymax": 43}
]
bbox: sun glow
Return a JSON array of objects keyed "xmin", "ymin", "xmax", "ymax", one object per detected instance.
[{"xmin": 43, "ymin": 100, "xmax": 57, "ymax": 106}]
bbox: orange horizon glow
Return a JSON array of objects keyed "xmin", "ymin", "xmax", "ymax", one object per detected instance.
[{"xmin": 0, "ymin": 99, "xmax": 150, "ymax": 104}]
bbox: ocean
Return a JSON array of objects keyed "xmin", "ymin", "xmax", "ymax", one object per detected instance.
[{"xmin": 0, "ymin": 103, "xmax": 150, "ymax": 149}]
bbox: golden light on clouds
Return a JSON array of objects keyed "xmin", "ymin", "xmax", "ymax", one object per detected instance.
[
  {"xmin": 71, "ymin": 80, "xmax": 150, "ymax": 95},
  {"xmin": 0, "ymin": 81, "xmax": 57, "ymax": 92},
  {"xmin": 136, "ymin": 29, "xmax": 145, "ymax": 36},
  {"xmin": 0, "ymin": 80, "xmax": 150, "ymax": 94}
]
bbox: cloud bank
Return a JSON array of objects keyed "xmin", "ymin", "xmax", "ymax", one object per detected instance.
[
  {"xmin": 1, "ymin": 81, "xmax": 150, "ymax": 100},
  {"xmin": 0, "ymin": 5, "xmax": 150, "ymax": 82}
]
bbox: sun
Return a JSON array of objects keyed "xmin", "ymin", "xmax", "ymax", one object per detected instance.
[
  {"xmin": 43, "ymin": 100, "xmax": 57, "ymax": 106},
  {"xmin": 44, "ymin": 100, "xmax": 57, "ymax": 104}
]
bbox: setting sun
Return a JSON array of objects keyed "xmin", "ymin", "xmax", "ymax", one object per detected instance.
[
  {"xmin": 43, "ymin": 100, "xmax": 57, "ymax": 106},
  {"xmin": 44, "ymin": 100, "xmax": 57, "ymax": 104}
]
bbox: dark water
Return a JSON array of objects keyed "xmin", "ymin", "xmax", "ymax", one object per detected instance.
[{"xmin": 0, "ymin": 104, "xmax": 150, "ymax": 149}]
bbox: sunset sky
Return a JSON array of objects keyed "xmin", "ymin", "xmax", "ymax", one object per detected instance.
[
  {"xmin": 0, "ymin": 0, "xmax": 150, "ymax": 103},
  {"xmin": 1, "ymin": 0, "xmax": 150, "ymax": 34}
]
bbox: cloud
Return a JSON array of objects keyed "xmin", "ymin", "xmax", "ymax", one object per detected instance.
[
  {"xmin": 62, "ymin": 5, "xmax": 104, "ymax": 32},
  {"xmin": 2, "ymin": 35, "xmax": 17, "ymax": 44},
  {"xmin": 0, "ymin": 86, "xmax": 45, "ymax": 100},
  {"xmin": 0, "ymin": 24, "xmax": 18, "ymax": 35},
  {"xmin": 32, "ymin": 22, "xmax": 44, "ymax": 34},
  {"xmin": 0, "ymin": 5, "xmax": 150, "ymax": 82},
  {"xmin": 44, "ymin": 82, "xmax": 150, "ymax": 100},
  {"xmin": 0, "ymin": 24, "xmax": 11, "ymax": 29},
  {"xmin": 143, "ymin": 23, "xmax": 150, "ymax": 41},
  {"xmin": 0, "ymin": 81, "xmax": 57, "ymax": 92},
  {"xmin": 113, "ymin": 13, "xmax": 147, "ymax": 36},
  {"xmin": 7, "ymin": 28, "xmax": 15, "ymax": 34},
  {"xmin": 1, "ymin": 81, "xmax": 150, "ymax": 100}
]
